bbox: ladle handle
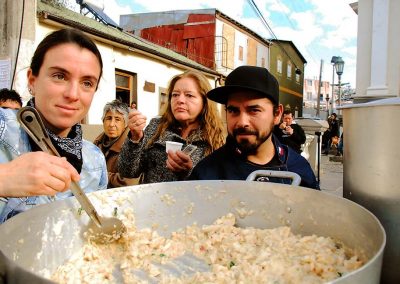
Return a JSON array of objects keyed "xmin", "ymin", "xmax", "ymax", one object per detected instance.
[
  {"xmin": 69, "ymin": 181, "xmax": 102, "ymax": 227},
  {"xmin": 17, "ymin": 107, "xmax": 102, "ymax": 227}
]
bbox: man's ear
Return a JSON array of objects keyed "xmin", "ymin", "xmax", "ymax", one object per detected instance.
[{"xmin": 273, "ymin": 104, "xmax": 284, "ymax": 125}]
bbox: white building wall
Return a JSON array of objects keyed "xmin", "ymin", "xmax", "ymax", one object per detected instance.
[
  {"xmin": 256, "ymin": 43, "xmax": 269, "ymax": 68},
  {"xmin": 214, "ymin": 18, "xmax": 270, "ymax": 75},
  {"xmin": 234, "ymin": 30, "xmax": 247, "ymax": 67},
  {"xmin": 112, "ymin": 49, "xmax": 183, "ymax": 124},
  {"xmin": 87, "ymin": 42, "xmax": 116, "ymax": 124}
]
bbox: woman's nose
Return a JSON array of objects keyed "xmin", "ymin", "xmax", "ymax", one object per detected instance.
[
  {"xmin": 64, "ymin": 82, "xmax": 79, "ymax": 100},
  {"xmin": 109, "ymin": 117, "xmax": 119, "ymax": 127},
  {"xmin": 175, "ymin": 93, "xmax": 185, "ymax": 103}
]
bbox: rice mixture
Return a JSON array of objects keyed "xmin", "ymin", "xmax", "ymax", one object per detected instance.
[{"xmin": 51, "ymin": 210, "xmax": 363, "ymax": 283}]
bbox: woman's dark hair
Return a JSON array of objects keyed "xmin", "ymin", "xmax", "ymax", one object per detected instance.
[{"xmin": 30, "ymin": 28, "xmax": 103, "ymax": 88}]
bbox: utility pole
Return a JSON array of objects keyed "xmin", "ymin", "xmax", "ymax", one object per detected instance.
[{"xmin": 316, "ymin": 59, "xmax": 323, "ymax": 118}]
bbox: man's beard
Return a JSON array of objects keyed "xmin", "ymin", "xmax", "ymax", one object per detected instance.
[{"xmin": 230, "ymin": 126, "xmax": 273, "ymax": 156}]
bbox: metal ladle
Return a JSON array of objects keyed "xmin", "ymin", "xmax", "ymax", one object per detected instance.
[{"xmin": 17, "ymin": 107, "xmax": 126, "ymax": 243}]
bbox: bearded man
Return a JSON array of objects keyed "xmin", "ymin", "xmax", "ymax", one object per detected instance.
[{"xmin": 189, "ymin": 66, "xmax": 318, "ymax": 189}]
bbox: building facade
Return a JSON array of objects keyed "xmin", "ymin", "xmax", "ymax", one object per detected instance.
[
  {"xmin": 303, "ymin": 78, "xmax": 331, "ymax": 111},
  {"xmin": 120, "ymin": 9, "xmax": 271, "ymax": 77},
  {"xmin": 269, "ymin": 40, "xmax": 306, "ymax": 116},
  {"xmin": 120, "ymin": 10, "xmax": 307, "ymax": 115}
]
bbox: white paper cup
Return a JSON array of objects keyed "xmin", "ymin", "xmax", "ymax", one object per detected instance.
[{"xmin": 166, "ymin": 141, "xmax": 183, "ymax": 153}]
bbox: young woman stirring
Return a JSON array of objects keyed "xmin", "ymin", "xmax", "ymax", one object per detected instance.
[{"xmin": 0, "ymin": 28, "xmax": 107, "ymax": 223}]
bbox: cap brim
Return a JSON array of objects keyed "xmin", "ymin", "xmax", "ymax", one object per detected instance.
[{"xmin": 207, "ymin": 85, "xmax": 278, "ymax": 105}]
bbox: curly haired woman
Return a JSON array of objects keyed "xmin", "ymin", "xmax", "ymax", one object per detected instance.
[{"xmin": 118, "ymin": 70, "xmax": 225, "ymax": 183}]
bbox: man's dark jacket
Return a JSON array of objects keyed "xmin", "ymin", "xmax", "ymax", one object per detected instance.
[
  {"xmin": 273, "ymin": 124, "xmax": 306, "ymax": 153},
  {"xmin": 189, "ymin": 135, "xmax": 319, "ymax": 189},
  {"xmin": 330, "ymin": 119, "xmax": 340, "ymax": 138}
]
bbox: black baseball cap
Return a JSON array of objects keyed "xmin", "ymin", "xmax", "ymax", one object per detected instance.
[{"xmin": 207, "ymin": 65, "xmax": 279, "ymax": 105}]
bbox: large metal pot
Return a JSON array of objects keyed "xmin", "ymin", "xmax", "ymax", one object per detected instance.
[
  {"xmin": 0, "ymin": 181, "xmax": 385, "ymax": 283},
  {"xmin": 342, "ymin": 98, "xmax": 400, "ymax": 283}
]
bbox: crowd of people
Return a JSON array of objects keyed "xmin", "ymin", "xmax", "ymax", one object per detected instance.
[
  {"xmin": 0, "ymin": 27, "xmax": 325, "ymax": 281},
  {"xmin": 0, "ymin": 27, "xmax": 321, "ymax": 228}
]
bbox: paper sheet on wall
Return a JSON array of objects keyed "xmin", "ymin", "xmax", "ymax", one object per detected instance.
[{"xmin": 0, "ymin": 58, "xmax": 11, "ymax": 89}]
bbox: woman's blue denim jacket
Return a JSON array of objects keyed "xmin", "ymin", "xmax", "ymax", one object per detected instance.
[{"xmin": 0, "ymin": 108, "xmax": 108, "ymax": 224}]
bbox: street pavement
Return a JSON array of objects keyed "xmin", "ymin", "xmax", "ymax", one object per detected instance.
[{"xmin": 319, "ymin": 154, "xmax": 343, "ymax": 197}]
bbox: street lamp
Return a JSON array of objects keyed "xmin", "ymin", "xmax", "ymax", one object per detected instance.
[
  {"xmin": 325, "ymin": 94, "xmax": 330, "ymax": 119},
  {"xmin": 334, "ymin": 57, "xmax": 345, "ymax": 112},
  {"xmin": 330, "ymin": 56, "xmax": 339, "ymax": 115}
]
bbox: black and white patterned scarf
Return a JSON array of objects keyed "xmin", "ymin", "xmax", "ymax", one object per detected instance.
[{"xmin": 27, "ymin": 99, "xmax": 83, "ymax": 173}]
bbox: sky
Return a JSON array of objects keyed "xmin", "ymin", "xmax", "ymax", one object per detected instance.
[{"xmin": 77, "ymin": 0, "xmax": 358, "ymax": 88}]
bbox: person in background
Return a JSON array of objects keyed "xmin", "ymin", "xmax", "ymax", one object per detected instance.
[
  {"xmin": 94, "ymin": 100, "xmax": 138, "ymax": 188},
  {"xmin": 118, "ymin": 70, "xmax": 225, "ymax": 184},
  {"xmin": 189, "ymin": 66, "xmax": 319, "ymax": 189},
  {"xmin": 0, "ymin": 88, "xmax": 23, "ymax": 109},
  {"xmin": 273, "ymin": 109, "xmax": 306, "ymax": 154},
  {"xmin": 0, "ymin": 28, "xmax": 107, "ymax": 223},
  {"xmin": 130, "ymin": 100, "xmax": 137, "ymax": 109},
  {"xmin": 322, "ymin": 112, "xmax": 340, "ymax": 155}
]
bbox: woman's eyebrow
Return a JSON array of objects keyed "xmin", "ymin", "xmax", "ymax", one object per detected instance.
[
  {"xmin": 48, "ymin": 66, "xmax": 70, "ymax": 74},
  {"xmin": 48, "ymin": 66, "xmax": 99, "ymax": 82}
]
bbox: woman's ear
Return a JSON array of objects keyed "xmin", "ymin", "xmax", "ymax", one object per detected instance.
[{"xmin": 27, "ymin": 68, "xmax": 35, "ymax": 96}]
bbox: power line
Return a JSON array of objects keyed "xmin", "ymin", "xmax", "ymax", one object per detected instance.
[
  {"xmin": 273, "ymin": 0, "xmax": 297, "ymax": 31},
  {"xmin": 247, "ymin": 0, "xmax": 302, "ymax": 72},
  {"xmin": 278, "ymin": 0, "xmax": 321, "ymax": 64}
]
